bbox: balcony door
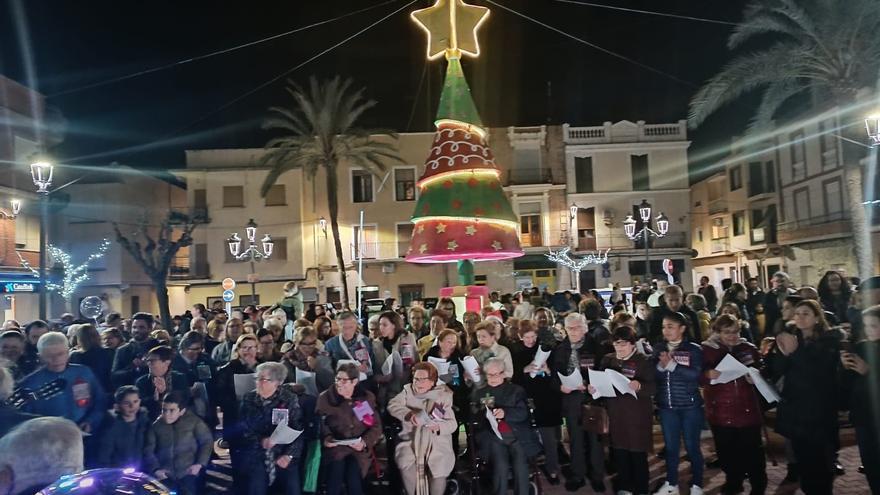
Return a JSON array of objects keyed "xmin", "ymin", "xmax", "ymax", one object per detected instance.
[{"xmin": 518, "ymin": 202, "xmax": 543, "ymax": 247}]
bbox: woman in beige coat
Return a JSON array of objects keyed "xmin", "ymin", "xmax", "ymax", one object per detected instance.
[{"xmin": 388, "ymin": 362, "xmax": 458, "ymax": 495}]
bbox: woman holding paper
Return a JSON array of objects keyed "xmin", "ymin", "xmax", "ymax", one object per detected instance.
[
  {"xmin": 214, "ymin": 334, "xmax": 262, "ymax": 494},
  {"xmin": 423, "ymin": 330, "xmax": 471, "ymax": 451},
  {"xmin": 511, "ymin": 320, "xmax": 562, "ymax": 485},
  {"xmin": 470, "ymin": 321, "xmax": 514, "ymax": 378},
  {"xmin": 770, "ymin": 300, "xmax": 842, "ymax": 495},
  {"xmin": 590, "ymin": 325, "xmax": 655, "ymax": 495},
  {"xmin": 700, "ymin": 314, "xmax": 767, "ymax": 495},
  {"xmin": 240, "ymin": 362, "xmax": 305, "ymax": 495},
  {"xmin": 316, "ymin": 362, "xmax": 384, "ymax": 495},
  {"xmin": 388, "ymin": 362, "xmax": 459, "ymax": 495},
  {"xmin": 372, "ymin": 311, "xmax": 418, "ymax": 411}
]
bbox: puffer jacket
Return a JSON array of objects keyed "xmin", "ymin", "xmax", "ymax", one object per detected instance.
[
  {"xmin": 700, "ymin": 337, "xmax": 763, "ymax": 427},
  {"xmin": 143, "ymin": 410, "xmax": 213, "ymax": 479},
  {"xmin": 654, "ymin": 339, "xmax": 703, "ymax": 409}
]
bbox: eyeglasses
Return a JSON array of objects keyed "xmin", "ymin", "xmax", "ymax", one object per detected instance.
[
  {"xmin": 335, "ymin": 377, "xmax": 356, "ymax": 383},
  {"xmin": 239, "ymin": 345, "xmax": 257, "ymax": 351},
  {"xmin": 485, "ymin": 371, "xmax": 505, "ymax": 378},
  {"xmin": 413, "ymin": 376, "xmax": 432, "ymax": 382},
  {"xmin": 612, "ymin": 341, "xmax": 632, "ymax": 346},
  {"xmin": 256, "ymin": 377, "xmax": 278, "ymax": 383}
]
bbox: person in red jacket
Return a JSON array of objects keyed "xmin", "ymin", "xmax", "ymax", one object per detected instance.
[{"xmin": 701, "ymin": 314, "xmax": 767, "ymax": 495}]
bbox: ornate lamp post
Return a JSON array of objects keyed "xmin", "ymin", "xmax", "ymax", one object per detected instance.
[
  {"xmin": 623, "ymin": 199, "xmax": 669, "ymax": 282},
  {"xmin": 30, "ymin": 158, "xmax": 54, "ymax": 319},
  {"xmin": 227, "ymin": 219, "xmax": 274, "ymax": 302}
]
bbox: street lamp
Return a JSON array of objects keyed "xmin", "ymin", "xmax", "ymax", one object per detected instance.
[
  {"xmin": 318, "ymin": 216, "xmax": 327, "ymax": 238},
  {"xmin": 30, "ymin": 157, "xmax": 54, "ymax": 320},
  {"xmin": 0, "ymin": 199, "xmax": 22, "ymax": 219},
  {"xmin": 865, "ymin": 114, "xmax": 880, "ymax": 146},
  {"xmin": 227, "ymin": 219, "xmax": 274, "ymax": 303},
  {"xmin": 623, "ymin": 199, "xmax": 669, "ymax": 282}
]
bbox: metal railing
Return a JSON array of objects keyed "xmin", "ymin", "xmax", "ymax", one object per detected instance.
[
  {"xmin": 506, "ymin": 168, "xmax": 553, "ymax": 185},
  {"xmin": 563, "ymin": 120, "xmax": 687, "ymax": 144},
  {"xmin": 777, "ymin": 211, "xmax": 850, "ymax": 231}
]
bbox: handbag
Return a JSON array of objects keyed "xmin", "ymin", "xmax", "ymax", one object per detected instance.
[{"xmin": 581, "ymin": 404, "xmax": 609, "ymax": 435}]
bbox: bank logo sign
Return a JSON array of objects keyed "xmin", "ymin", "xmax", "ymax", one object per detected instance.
[{"xmin": 3, "ymin": 282, "xmax": 36, "ymax": 293}]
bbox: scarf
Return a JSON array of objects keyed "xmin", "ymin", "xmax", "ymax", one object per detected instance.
[{"xmin": 405, "ymin": 385, "xmax": 446, "ymax": 495}]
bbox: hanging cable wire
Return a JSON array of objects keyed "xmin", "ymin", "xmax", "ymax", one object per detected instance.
[
  {"xmin": 550, "ymin": 0, "xmax": 738, "ymax": 26},
  {"xmin": 483, "ymin": 0, "xmax": 696, "ymax": 88},
  {"xmin": 46, "ymin": 0, "xmax": 405, "ymax": 98},
  {"xmin": 132, "ymin": 0, "xmax": 419, "ymax": 152}
]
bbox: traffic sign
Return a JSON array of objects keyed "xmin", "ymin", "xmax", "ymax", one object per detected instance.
[
  {"xmin": 222, "ymin": 278, "xmax": 236, "ymax": 291},
  {"xmin": 222, "ymin": 289, "xmax": 235, "ymax": 303}
]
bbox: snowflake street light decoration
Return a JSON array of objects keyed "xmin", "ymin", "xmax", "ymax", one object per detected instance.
[
  {"xmin": 19, "ymin": 239, "xmax": 111, "ymax": 302},
  {"xmin": 546, "ymin": 247, "xmax": 610, "ymax": 293}
]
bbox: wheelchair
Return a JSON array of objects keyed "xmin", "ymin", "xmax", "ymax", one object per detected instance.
[{"xmin": 454, "ymin": 398, "xmax": 544, "ymax": 495}]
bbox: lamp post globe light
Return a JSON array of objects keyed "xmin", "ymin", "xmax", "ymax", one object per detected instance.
[
  {"xmin": 29, "ymin": 156, "xmax": 54, "ymax": 319},
  {"xmin": 227, "ymin": 219, "xmax": 274, "ymax": 303},
  {"xmin": 623, "ymin": 199, "xmax": 669, "ymax": 282},
  {"xmin": 865, "ymin": 114, "xmax": 880, "ymax": 146}
]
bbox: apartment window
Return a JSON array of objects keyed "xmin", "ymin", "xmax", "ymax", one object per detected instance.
[
  {"xmin": 399, "ymin": 284, "xmax": 424, "ymax": 307},
  {"xmin": 352, "ymin": 170, "xmax": 374, "ymax": 203},
  {"xmin": 823, "ymin": 178, "xmax": 843, "ymax": 218},
  {"xmin": 264, "ymin": 184, "xmax": 286, "ymax": 206},
  {"xmin": 630, "ymin": 154, "xmax": 650, "ymax": 191},
  {"xmin": 729, "ymin": 165, "xmax": 743, "ymax": 191},
  {"xmin": 732, "ymin": 211, "xmax": 746, "ymax": 236},
  {"xmin": 819, "ymin": 120, "xmax": 838, "ymax": 170},
  {"xmin": 394, "ymin": 168, "xmax": 416, "ymax": 201},
  {"xmin": 574, "ymin": 156, "xmax": 593, "ymax": 193},
  {"xmin": 794, "ymin": 187, "xmax": 811, "ymax": 221},
  {"xmin": 194, "ymin": 244, "xmax": 209, "ymax": 278},
  {"xmin": 790, "ymin": 131, "xmax": 806, "ymax": 181},
  {"xmin": 519, "ymin": 202, "xmax": 542, "ymax": 247},
  {"xmin": 272, "ymin": 237, "xmax": 288, "ymax": 260},
  {"xmin": 747, "ymin": 161, "xmax": 777, "ymax": 197},
  {"xmin": 353, "ymin": 225, "xmax": 378, "ymax": 259},
  {"xmin": 711, "ymin": 217, "xmax": 728, "ymax": 239},
  {"xmin": 194, "ymin": 189, "xmax": 207, "ymax": 209},
  {"xmin": 396, "ymin": 223, "xmax": 414, "ymax": 258},
  {"xmin": 696, "ymin": 228, "xmax": 703, "ymax": 242},
  {"xmin": 511, "ymin": 149, "xmax": 542, "ymax": 183},
  {"xmin": 223, "ymin": 186, "xmax": 244, "ymax": 207}
]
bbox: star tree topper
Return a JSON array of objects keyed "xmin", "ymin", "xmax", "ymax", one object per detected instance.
[{"xmin": 411, "ymin": 0, "xmax": 490, "ymax": 60}]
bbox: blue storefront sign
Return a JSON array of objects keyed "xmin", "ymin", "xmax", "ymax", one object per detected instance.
[{"xmin": 2, "ymin": 282, "xmax": 37, "ymax": 293}]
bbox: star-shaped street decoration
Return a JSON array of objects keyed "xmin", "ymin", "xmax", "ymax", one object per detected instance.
[
  {"xmin": 491, "ymin": 240, "xmax": 502, "ymax": 251},
  {"xmin": 436, "ymin": 223, "xmax": 447, "ymax": 233},
  {"xmin": 465, "ymin": 225, "xmax": 477, "ymax": 236},
  {"xmin": 419, "ymin": 243, "xmax": 428, "ymax": 254},
  {"xmin": 447, "ymin": 240, "xmax": 459, "ymax": 251},
  {"xmin": 411, "ymin": 0, "xmax": 490, "ymax": 60},
  {"xmin": 417, "ymin": 224, "xmax": 425, "ymax": 234}
]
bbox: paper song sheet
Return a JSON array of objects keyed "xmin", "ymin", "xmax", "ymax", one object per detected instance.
[
  {"xmin": 605, "ymin": 369, "xmax": 637, "ymax": 397},
  {"xmin": 529, "ymin": 347, "xmax": 552, "ymax": 377},
  {"xmin": 461, "ymin": 356, "xmax": 482, "ymax": 384},
  {"xmin": 711, "ymin": 353, "xmax": 750, "ymax": 384},
  {"xmin": 233, "ymin": 373, "xmax": 256, "ymax": 398},
  {"xmin": 558, "ymin": 368, "xmax": 584, "ymax": 391},
  {"xmin": 269, "ymin": 422, "xmax": 303, "ymax": 445},
  {"xmin": 485, "ymin": 406, "xmax": 503, "ymax": 440},
  {"xmin": 427, "ymin": 357, "xmax": 450, "ymax": 375},
  {"xmin": 295, "ymin": 368, "xmax": 318, "ymax": 397},
  {"xmin": 747, "ymin": 368, "xmax": 781, "ymax": 403},
  {"xmin": 587, "ymin": 369, "xmax": 615, "ymax": 399}
]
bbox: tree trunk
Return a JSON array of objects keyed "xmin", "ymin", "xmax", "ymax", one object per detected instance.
[
  {"xmin": 844, "ymin": 166, "xmax": 873, "ymax": 280},
  {"xmin": 326, "ymin": 165, "xmax": 351, "ymax": 309},
  {"xmin": 154, "ymin": 277, "xmax": 173, "ymax": 331}
]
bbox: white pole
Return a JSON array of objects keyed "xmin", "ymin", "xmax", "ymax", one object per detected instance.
[{"xmin": 357, "ymin": 210, "xmax": 365, "ymax": 320}]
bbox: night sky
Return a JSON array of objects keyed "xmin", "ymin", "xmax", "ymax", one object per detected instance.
[{"xmin": 0, "ymin": 0, "xmax": 750, "ymax": 179}]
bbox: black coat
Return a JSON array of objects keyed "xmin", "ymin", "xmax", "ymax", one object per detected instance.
[
  {"xmin": 0, "ymin": 404, "xmax": 38, "ymax": 438},
  {"xmin": 550, "ymin": 336, "xmax": 612, "ymax": 395},
  {"xmin": 648, "ymin": 304, "xmax": 699, "ymax": 344},
  {"xmin": 770, "ymin": 328, "xmax": 842, "ymax": 441},
  {"xmin": 96, "ymin": 410, "xmax": 151, "ymax": 468},
  {"xmin": 215, "ymin": 358, "xmax": 260, "ymax": 444},
  {"xmin": 69, "ymin": 347, "xmax": 115, "ymax": 394},
  {"xmin": 841, "ymin": 340, "xmax": 880, "ymax": 429},
  {"xmin": 111, "ymin": 338, "xmax": 159, "ymax": 389},
  {"xmin": 511, "ymin": 342, "xmax": 561, "ymax": 427}
]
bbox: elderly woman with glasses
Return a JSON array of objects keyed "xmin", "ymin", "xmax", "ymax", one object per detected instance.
[
  {"xmin": 316, "ymin": 362, "xmax": 383, "ymax": 495},
  {"xmin": 388, "ymin": 362, "xmax": 458, "ymax": 495},
  {"xmin": 240, "ymin": 362, "xmax": 305, "ymax": 495},
  {"xmin": 281, "ymin": 326, "xmax": 334, "ymax": 395}
]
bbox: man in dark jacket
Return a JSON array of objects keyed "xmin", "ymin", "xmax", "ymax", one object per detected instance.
[
  {"xmin": 112, "ymin": 312, "xmax": 159, "ymax": 389},
  {"xmin": 0, "ymin": 367, "xmax": 38, "ymax": 438},
  {"xmin": 649, "ymin": 285, "xmax": 699, "ymax": 344},
  {"xmin": 471, "ymin": 357, "xmax": 538, "ymax": 495},
  {"xmin": 172, "ymin": 331, "xmax": 218, "ymax": 426},
  {"xmin": 697, "ymin": 276, "xmax": 718, "ymax": 314},
  {"xmin": 551, "ymin": 313, "xmax": 609, "ymax": 492},
  {"xmin": 763, "ymin": 272, "xmax": 796, "ymax": 335},
  {"xmin": 136, "ymin": 346, "xmax": 191, "ymax": 420}
]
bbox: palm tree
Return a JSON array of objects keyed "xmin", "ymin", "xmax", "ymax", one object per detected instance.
[
  {"xmin": 688, "ymin": 0, "xmax": 880, "ymax": 279},
  {"xmin": 260, "ymin": 77, "xmax": 403, "ymax": 309}
]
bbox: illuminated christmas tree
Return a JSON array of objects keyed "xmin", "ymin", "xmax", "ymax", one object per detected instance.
[{"xmin": 406, "ymin": 0, "xmax": 522, "ymax": 283}]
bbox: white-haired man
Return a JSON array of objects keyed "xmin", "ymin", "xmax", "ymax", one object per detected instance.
[
  {"xmin": 550, "ymin": 312, "xmax": 610, "ymax": 492},
  {"xmin": 18, "ymin": 332, "xmax": 107, "ymax": 433},
  {"xmin": 0, "ymin": 417, "xmax": 83, "ymax": 494}
]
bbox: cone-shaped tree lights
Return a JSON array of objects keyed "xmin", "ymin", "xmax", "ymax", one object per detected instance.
[{"xmin": 406, "ymin": 0, "xmax": 523, "ymax": 285}]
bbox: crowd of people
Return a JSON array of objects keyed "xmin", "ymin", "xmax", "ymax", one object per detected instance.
[{"xmin": 0, "ymin": 270, "xmax": 877, "ymax": 495}]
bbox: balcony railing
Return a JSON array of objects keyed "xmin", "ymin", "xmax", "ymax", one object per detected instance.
[
  {"xmin": 708, "ymin": 199, "xmax": 728, "ymax": 215},
  {"xmin": 506, "ymin": 168, "xmax": 553, "ymax": 185},
  {"xmin": 710, "ymin": 238, "xmax": 729, "ymax": 253},
  {"xmin": 777, "ymin": 211, "xmax": 851, "ymax": 243},
  {"xmin": 778, "ymin": 211, "xmax": 850, "ymax": 232},
  {"xmin": 349, "ymin": 242, "xmax": 411, "ymax": 261},
  {"xmin": 169, "ymin": 259, "xmax": 211, "ymax": 279},
  {"xmin": 169, "ymin": 207, "xmax": 211, "ymax": 224},
  {"xmin": 563, "ymin": 120, "xmax": 687, "ymax": 144}
]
